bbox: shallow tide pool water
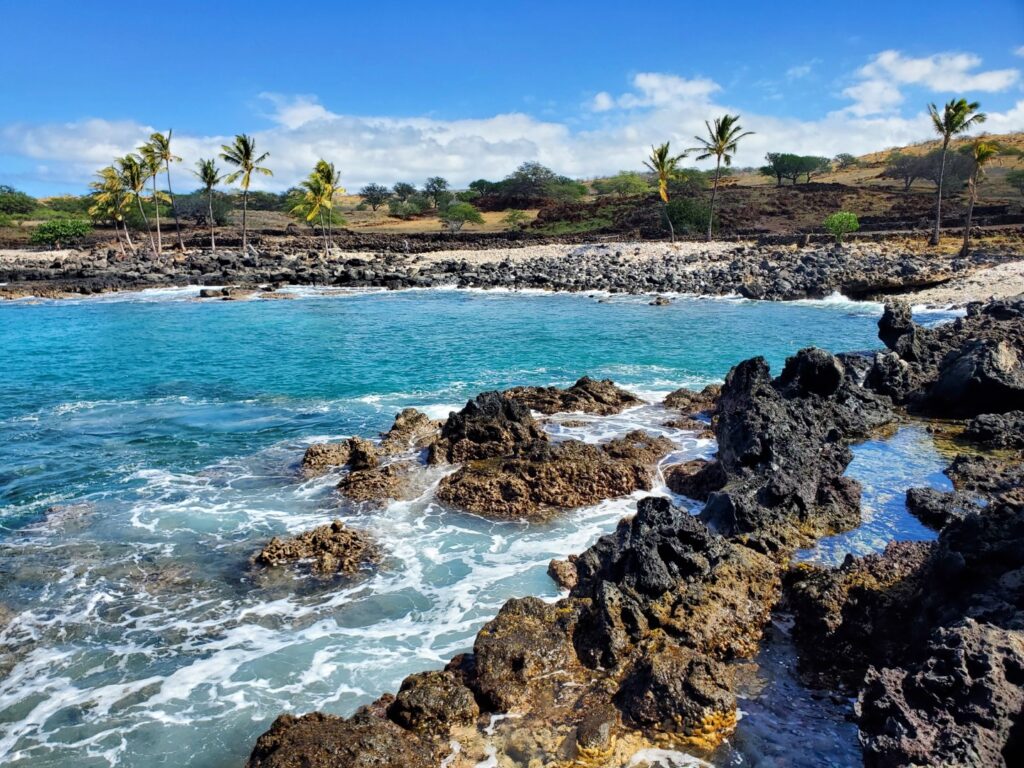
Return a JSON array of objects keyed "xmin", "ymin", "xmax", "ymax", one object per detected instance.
[{"xmin": 0, "ymin": 288, "xmax": 957, "ymax": 767}]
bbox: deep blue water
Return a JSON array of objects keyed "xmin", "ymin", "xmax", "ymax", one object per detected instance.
[{"xmin": 0, "ymin": 288, "xmax": 955, "ymax": 767}]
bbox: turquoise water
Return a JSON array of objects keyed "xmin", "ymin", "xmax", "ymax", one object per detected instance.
[{"xmin": 0, "ymin": 288, "xmax": 954, "ymax": 767}]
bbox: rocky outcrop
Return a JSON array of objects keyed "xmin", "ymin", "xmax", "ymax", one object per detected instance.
[
  {"xmin": 857, "ymin": 620, "xmax": 1024, "ymax": 768},
  {"xmin": 428, "ymin": 391, "xmax": 544, "ymax": 464},
  {"xmin": 337, "ymin": 462, "xmax": 415, "ymax": 504},
  {"xmin": 946, "ymin": 453, "xmax": 1024, "ymax": 505},
  {"xmin": 664, "ymin": 384, "xmax": 721, "ymax": 415},
  {"xmin": 700, "ymin": 347, "xmax": 893, "ymax": 554},
  {"xmin": 868, "ymin": 297, "xmax": 1024, "ymax": 417},
  {"xmin": 253, "ymin": 520, "xmax": 380, "ymax": 576},
  {"xmin": 664, "ymin": 458, "xmax": 726, "ymax": 501},
  {"xmin": 435, "ymin": 432, "xmax": 673, "ymax": 521},
  {"xmin": 504, "ymin": 376, "xmax": 642, "ymax": 415},
  {"xmin": 299, "ymin": 442, "xmax": 352, "ymax": 477},
  {"xmin": 905, "ymin": 486, "xmax": 982, "ymax": 529},
  {"xmin": 378, "ymin": 408, "xmax": 440, "ymax": 455},
  {"xmin": 963, "ymin": 410, "xmax": 1024, "ymax": 449}
]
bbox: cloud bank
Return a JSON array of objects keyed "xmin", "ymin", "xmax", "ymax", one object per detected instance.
[{"xmin": 1, "ymin": 49, "xmax": 1021, "ymax": 194}]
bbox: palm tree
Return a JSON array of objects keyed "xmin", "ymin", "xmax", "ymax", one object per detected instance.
[
  {"xmin": 139, "ymin": 142, "xmax": 166, "ymax": 256},
  {"xmin": 89, "ymin": 165, "xmax": 134, "ymax": 257},
  {"xmin": 690, "ymin": 114, "xmax": 753, "ymax": 241},
  {"xmin": 149, "ymin": 130, "xmax": 185, "ymax": 252},
  {"xmin": 290, "ymin": 172, "xmax": 331, "ymax": 256},
  {"xmin": 220, "ymin": 134, "xmax": 272, "ymax": 253},
  {"xmin": 313, "ymin": 160, "xmax": 343, "ymax": 252},
  {"xmin": 643, "ymin": 142, "xmax": 687, "ymax": 242},
  {"xmin": 960, "ymin": 140, "xmax": 1000, "ymax": 257},
  {"xmin": 927, "ymin": 99, "xmax": 986, "ymax": 245},
  {"xmin": 118, "ymin": 154, "xmax": 158, "ymax": 255},
  {"xmin": 193, "ymin": 158, "xmax": 223, "ymax": 252}
]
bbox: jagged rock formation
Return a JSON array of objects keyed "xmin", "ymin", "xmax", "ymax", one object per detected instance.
[
  {"xmin": 253, "ymin": 520, "xmax": 380, "ymax": 576},
  {"xmin": 504, "ymin": 376, "xmax": 642, "ymax": 415}
]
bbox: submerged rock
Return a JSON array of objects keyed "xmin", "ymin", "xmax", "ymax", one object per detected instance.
[
  {"xmin": 435, "ymin": 431, "xmax": 672, "ymax": 521},
  {"xmin": 253, "ymin": 520, "xmax": 379, "ymax": 576},
  {"xmin": 504, "ymin": 376, "xmax": 642, "ymax": 415}
]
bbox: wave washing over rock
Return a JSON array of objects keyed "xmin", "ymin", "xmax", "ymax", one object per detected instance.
[
  {"xmin": 0, "ymin": 289, "xmax": 1006, "ymax": 767},
  {"xmin": 244, "ymin": 297, "xmax": 1024, "ymax": 768}
]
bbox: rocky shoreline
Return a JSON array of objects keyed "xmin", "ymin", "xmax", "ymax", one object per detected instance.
[
  {"xmin": 241, "ymin": 296, "xmax": 1024, "ymax": 766},
  {"xmin": 2, "ymin": 235, "xmax": 1023, "ymax": 304}
]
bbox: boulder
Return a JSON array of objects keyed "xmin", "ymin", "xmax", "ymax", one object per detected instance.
[
  {"xmin": 663, "ymin": 384, "xmax": 721, "ymax": 415},
  {"xmin": 665, "ymin": 459, "xmax": 727, "ymax": 502},
  {"xmin": 547, "ymin": 557, "xmax": 578, "ymax": 590},
  {"xmin": 386, "ymin": 670, "xmax": 479, "ymax": 734},
  {"xmin": 435, "ymin": 432, "xmax": 672, "ymax": 521},
  {"xmin": 928, "ymin": 340, "xmax": 1024, "ymax": 417},
  {"xmin": 337, "ymin": 463, "xmax": 414, "ymax": 504},
  {"xmin": 253, "ymin": 520, "xmax": 379, "ymax": 576},
  {"xmin": 905, "ymin": 486, "xmax": 982, "ymax": 529},
  {"xmin": 504, "ymin": 376, "xmax": 642, "ymax": 416},
  {"xmin": 379, "ymin": 409, "xmax": 441, "ymax": 455},
  {"xmin": 428, "ymin": 391, "xmax": 544, "ymax": 464},
  {"xmin": 300, "ymin": 442, "xmax": 352, "ymax": 477},
  {"xmin": 963, "ymin": 410, "xmax": 1024, "ymax": 449}
]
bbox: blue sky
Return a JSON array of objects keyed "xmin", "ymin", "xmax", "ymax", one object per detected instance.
[{"xmin": 1, "ymin": 0, "xmax": 1022, "ymax": 194}]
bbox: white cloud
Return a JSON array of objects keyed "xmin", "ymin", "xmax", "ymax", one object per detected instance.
[
  {"xmin": 786, "ymin": 60, "xmax": 820, "ymax": 80},
  {"xmin": 2, "ymin": 51, "xmax": 1023, "ymax": 194},
  {"xmin": 590, "ymin": 91, "xmax": 615, "ymax": 112},
  {"xmin": 1015, "ymin": 46, "xmax": 1024, "ymax": 58},
  {"xmin": 843, "ymin": 50, "xmax": 1020, "ymax": 115}
]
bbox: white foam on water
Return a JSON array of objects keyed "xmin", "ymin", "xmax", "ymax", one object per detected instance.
[{"xmin": 627, "ymin": 749, "xmax": 714, "ymax": 767}]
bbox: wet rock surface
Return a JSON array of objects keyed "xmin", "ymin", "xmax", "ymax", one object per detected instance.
[
  {"xmin": 905, "ymin": 486, "xmax": 982, "ymax": 529},
  {"xmin": 868, "ymin": 297, "xmax": 1024, "ymax": 417},
  {"xmin": 428, "ymin": 391, "xmax": 544, "ymax": 464},
  {"xmin": 504, "ymin": 376, "xmax": 642, "ymax": 415},
  {"xmin": 664, "ymin": 384, "xmax": 721, "ymax": 415},
  {"xmin": 253, "ymin": 520, "xmax": 380, "ymax": 576},
  {"xmin": 435, "ymin": 431, "xmax": 673, "ymax": 521}
]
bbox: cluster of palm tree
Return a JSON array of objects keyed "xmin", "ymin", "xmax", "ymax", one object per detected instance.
[
  {"xmin": 289, "ymin": 160, "xmax": 343, "ymax": 256},
  {"xmin": 87, "ymin": 132, "xmax": 274, "ymax": 256},
  {"xmin": 926, "ymin": 98, "xmax": 987, "ymax": 247},
  {"xmin": 644, "ymin": 113, "xmax": 753, "ymax": 242}
]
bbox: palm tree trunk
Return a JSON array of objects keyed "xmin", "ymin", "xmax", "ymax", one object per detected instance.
[
  {"xmin": 318, "ymin": 210, "xmax": 329, "ymax": 257},
  {"xmin": 208, "ymin": 189, "xmax": 216, "ymax": 252},
  {"xmin": 931, "ymin": 143, "xmax": 948, "ymax": 246},
  {"xmin": 122, "ymin": 220, "xmax": 135, "ymax": 254},
  {"xmin": 137, "ymin": 196, "xmax": 158, "ymax": 254},
  {"xmin": 663, "ymin": 201, "xmax": 675, "ymax": 243},
  {"xmin": 113, "ymin": 219, "xmax": 126, "ymax": 259},
  {"xmin": 707, "ymin": 157, "xmax": 721, "ymax": 241},
  {"xmin": 241, "ymin": 188, "xmax": 248, "ymax": 253},
  {"xmin": 151, "ymin": 175, "xmax": 162, "ymax": 256},
  {"xmin": 961, "ymin": 180, "xmax": 977, "ymax": 257},
  {"xmin": 165, "ymin": 163, "xmax": 185, "ymax": 252}
]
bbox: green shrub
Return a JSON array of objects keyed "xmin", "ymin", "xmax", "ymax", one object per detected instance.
[
  {"xmin": 666, "ymin": 197, "xmax": 712, "ymax": 235},
  {"xmin": 502, "ymin": 209, "xmax": 529, "ymax": 230},
  {"xmin": 0, "ymin": 212, "xmax": 14, "ymax": 228},
  {"xmin": 388, "ymin": 195, "xmax": 428, "ymax": 219},
  {"xmin": 824, "ymin": 211, "xmax": 859, "ymax": 244},
  {"xmin": 30, "ymin": 218, "xmax": 92, "ymax": 247},
  {"xmin": 593, "ymin": 171, "xmax": 650, "ymax": 197},
  {"xmin": 44, "ymin": 195, "xmax": 92, "ymax": 215},
  {"xmin": 0, "ymin": 185, "xmax": 36, "ymax": 215},
  {"xmin": 440, "ymin": 202, "xmax": 484, "ymax": 232}
]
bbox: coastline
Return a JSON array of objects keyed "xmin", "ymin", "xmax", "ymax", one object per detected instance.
[{"xmin": 2, "ymin": 235, "xmax": 1023, "ymax": 306}]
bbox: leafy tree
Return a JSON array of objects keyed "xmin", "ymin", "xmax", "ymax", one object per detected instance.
[
  {"xmin": 919, "ymin": 149, "xmax": 973, "ymax": 193},
  {"xmin": 759, "ymin": 153, "xmax": 795, "ymax": 186},
  {"xmin": 960, "ymin": 140, "xmax": 1000, "ymax": 256},
  {"xmin": 45, "ymin": 195, "xmax": 92, "ymax": 215},
  {"xmin": 759, "ymin": 153, "xmax": 829, "ymax": 185},
  {"xmin": 148, "ymin": 131, "xmax": 185, "ymax": 251},
  {"xmin": 359, "ymin": 183, "xmax": 391, "ymax": 210},
  {"xmin": 833, "ymin": 153, "xmax": 859, "ymax": 170},
  {"xmin": 927, "ymin": 98, "xmax": 986, "ymax": 244},
  {"xmin": 220, "ymin": 134, "xmax": 272, "ymax": 253},
  {"xmin": 881, "ymin": 152, "xmax": 923, "ymax": 191},
  {"xmin": 798, "ymin": 156, "xmax": 832, "ymax": 183},
  {"xmin": 456, "ymin": 189, "xmax": 481, "ymax": 203},
  {"xmin": 118, "ymin": 154, "xmax": 158, "ymax": 254},
  {"xmin": 468, "ymin": 179, "xmax": 497, "ymax": 196},
  {"xmin": 423, "ymin": 176, "xmax": 450, "ymax": 209},
  {"xmin": 643, "ymin": 143, "xmax": 688, "ymax": 241},
  {"xmin": 440, "ymin": 201, "xmax": 484, "ymax": 233},
  {"xmin": 592, "ymin": 171, "xmax": 650, "ymax": 197},
  {"xmin": 0, "ymin": 185, "xmax": 36, "ymax": 215},
  {"xmin": 388, "ymin": 194, "xmax": 428, "ymax": 219},
  {"xmin": 690, "ymin": 114, "xmax": 753, "ymax": 240},
  {"xmin": 30, "ymin": 218, "xmax": 91, "ymax": 248},
  {"xmin": 88, "ymin": 166, "xmax": 134, "ymax": 257},
  {"xmin": 823, "ymin": 211, "xmax": 859, "ymax": 244},
  {"xmin": 192, "ymin": 158, "xmax": 223, "ymax": 251},
  {"xmin": 501, "ymin": 209, "xmax": 529, "ymax": 230},
  {"xmin": 1007, "ymin": 169, "xmax": 1024, "ymax": 198},
  {"xmin": 392, "ymin": 182, "xmax": 416, "ymax": 201}
]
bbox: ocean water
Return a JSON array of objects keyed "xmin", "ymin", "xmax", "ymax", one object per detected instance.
[{"xmin": 0, "ymin": 288, "xmax": 956, "ymax": 767}]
